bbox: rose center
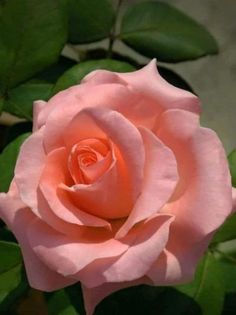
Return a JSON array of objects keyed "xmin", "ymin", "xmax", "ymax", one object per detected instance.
[{"xmin": 68, "ymin": 138, "xmax": 112, "ymax": 185}]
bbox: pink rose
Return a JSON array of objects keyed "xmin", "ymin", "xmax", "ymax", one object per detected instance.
[{"xmin": 0, "ymin": 60, "xmax": 234, "ymax": 314}]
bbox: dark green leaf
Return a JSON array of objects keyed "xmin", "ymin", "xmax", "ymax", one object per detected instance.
[
  {"xmin": 3, "ymin": 82, "xmax": 53, "ymax": 120},
  {"xmin": 120, "ymin": 1, "xmax": 218, "ymax": 62},
  {"xmin": 5, "ymin": 122, "xmax": 32, "ymax": 146},
  {"xmin": 0, "ymin": 241, "xmax": 21, "ymax": 274},
  {"xmin": 0, "ymin": 0, "xmax": 68, "ymax": 93},
  {"xmin": 96, "ymin": 285, "xmax": 201, "ymax": 315},
  {"xmin": 35, "ymin": 56, "xmax": 77, "ymax": 84},
  {"xmin": 53, "ymin": 59, "xmax": 135, "ymax": 94},
  {"xmin": 65, "ymin": 283, "xmax": 85, "ymax": 315},
  {"xmin": 176, "ymin": 252, "xmax": 224, "ymax": 315},
  {"xmin": 0, "ymin": 133, "xmax": 30, "ymax": 192},
  {"xmin": 0, "ymin": 241, "xmax": 28, "ymax": 311},
  {"xmin": 47, "ymin": 290, "xmax": 78, "ymax": 315},
  {"xmin": 222, "ymin": 293, "xmax": 236, "ymax": 315},
  {"xmin": 68, "ymin": 0, "xmax": 115, "ymax": 44},
  {"xmin": 228, "ymin": 149, "xmax": 236, "ymax": 187},
  {"xmin": 0, "ymin": 226, "xmax": 17, "ymax": 243},
  {"xmin": 0, "ymin": 96, "xmax": 3, "ymax": 113},
  {"xmin": 214, "ymin": 242, "xmax": 236, "ymax": 293},
  {"xmin": 212, "ymin": 213, "xmax": 236, "ymax": 244}
]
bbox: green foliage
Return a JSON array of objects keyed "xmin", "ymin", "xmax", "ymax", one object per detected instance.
[
  {"xmin": 228, "ymin": 149, "xmax": 236, "ymax": 187},
  {"xmin": 53, "ymin": 59, "xmax": 135, "ymax": 94},
  {"xmin": 212, "ymin": 213, "xmax": 236, "ymax": 244},
  {"xmin": 3, "ymin": 82, "xmax": 53, "ymax": 120},
  {"xmin": 0, "ymin": 241, "xmax": 28, "ymax": 312},
  {"xmin": 0, "ymin": 0, "xmax": 68, "ymax": 94},
  {"xmin": 176, "ymin": 252, "xmax": 225, "ymax": 315},
  {"xmin": 120, "ymin": 1, "xmax": 218, "ymax": 62},
  {"xmin": 47, "ymin": 290, "xmax": 78, "ymax": 315},
  {"xmin": 0, "ymin": 133, "xmax": 30, "ymax": 192},
  {"xmin": 68, "ymin": 0, "xmax": 115, "ymax": 44}
]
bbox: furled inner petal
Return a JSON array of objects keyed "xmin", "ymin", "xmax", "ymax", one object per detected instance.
[
  {"xmin": 39, "ymin": 147, "xmax": 111, "ymax": 229},
  {"xmin": 62, "ymin": 143, "xmax": 133, "ymax": 219},
  {"xmin": 68, "ymin": 138, "xmax": 112, "ymax": 184}
]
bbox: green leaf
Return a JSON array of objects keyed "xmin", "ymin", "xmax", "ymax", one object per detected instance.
[
  {"xmin": 0, "ymin": 241, "xmax": 28, "ymax": 311},
  {"xmin": 176, "ymin": 252, "xmax": 224, "ymax": 315},
  {"xmin": 120, "ymin": 1, "xmax": 218, "ymax": 62},
  {"xmin": 3, "ymin": 82, "xmax": 53, "ymax": 120},
  {"xmin": 35, "ymin": 56, "xmax": 77, "ymax": 84},
  {"xmin": 212, "ymin": 213, "xmax": 236, "ymax": 244},
  {"xmin": 0, "ymin": 96, "xmax": 3, "ymax": 113},
  {"xmin": 53, "ymin": 59, "xmax": 135, "ymax": 94},
  {"xmin": 68, "ymin": 0, "xmax": 115, "ymax": 44},
  {"xmin": 0, "ymin": 241, "xmax": 21, "ymax": 274},
  {"xmin": 0, "ymin": 0, "xmax": 68, "ymax": 93},
  {"xmin": 0, "ymin": 226, "xmax": 17, "ymax": 243},
  {"xmin": 0, "ymin": 133, "xmax": 30, "ymax": 192},
  {"xmin": 47, "ymin": 290, "xmax": 78, "ymax": 315},
  {"xmin": 65, "ymin": 283, "xmax": 85, "ymax": 315},
  {"xmin": 96, "ymin": 285, "xmax": 201, "ymax": 315},
  {"xmin": 218, "ymin": 257, "xmax": 236, "ymax": 293},
  {"xmin": 228, "ymin": 149, "xmax": 236, "ymax": 187}
]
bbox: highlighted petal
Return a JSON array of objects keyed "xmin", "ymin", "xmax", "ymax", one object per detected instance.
[
  {"xmin": 27, "ymin": 219, "xmax": 130, "ymax": 277},
  {"xmin": 76, "ymin": 214, "xmax": 174, "ymax": 288},
  {"xmin": 116, "ymin": 127, "xmax": 178, "ymax": 238},
  {"xmin": 116, "ymin": 59, "xmax": 200, "ymax": 114}
]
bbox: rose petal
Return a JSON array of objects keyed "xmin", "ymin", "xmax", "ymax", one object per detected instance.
[
  {"xmin": 82, "ymin": 70, "xmax": 127, "ymax": 86},
  {"xmin": 39, "ymin": 147, "xmax": 111, "ymax": 228},
  {"xmin": 27, "ymin": 219, "xmax": 131, "ymax": 277},
  {"xmin": 82, "ymin": 277, "xmax": 151, "ymax": 315},
  {"xmin": 146, "ymin": 109, "xmax": 233, "ymax": 284},
  {"xmin": 156, "ymin": 109, "xmax": 232, "ymax": 237},
  {"xmin": 63, "ymin": 107, "xmax": 145, "ymax": 205},
  {"xmin": 115, "ymin": 127, "xmax": 178, "ymax": 238},
  {"xmin": 43, "ymin": 83, "xmax": 136, "ymax": 153},
  {"xmin": 0, "ymin": 183, "xmax": 77, "ymax": 291},
  {"xmin": 14, "ymin": 127, "xmax": 46, "ymax": 217},
  {"xmin": 116, "ymin": 59, "xmax": 200, "ymax": 114},
  {"xmin": 76, "ymin": 214, "xmax": 174, "ymax": 288},
  {"xmin": 147, "ymin": 232, "xmax": 213, "ymax": 285},
  {"xmin": 63, "ymin": 154, "xmax": 133, "ymax": 219}
]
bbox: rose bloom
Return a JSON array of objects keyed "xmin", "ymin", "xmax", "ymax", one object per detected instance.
[{"xmin": 0, "ymin": 60, "xmax": 235, "ymax": 314}]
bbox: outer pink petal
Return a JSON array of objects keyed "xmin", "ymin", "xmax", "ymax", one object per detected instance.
[
  {"xmin": 39, "ymin": 147, "xmax": 111, "ymax": 228},
  {"xmin": 115, "ymin": 59, "xmax": 200, "ymax": 114},
  {"xmin": 149, "ymin": 109, "xmax": 232, "ymax": 284},
  {"xmin": 115, "ymin": 127, "xmax": 178, "ymax": 238},
  {"xmin": 33, "ymin": 100, "xmax": 47, "ymax": 132},
  {"xmin": 63, "ymin": 107, "xmax": 145, "ymax": 204},
  {"xmin": 75, "ymin": 214, "xmax": 174, "ymax": 288},
  {"xmin": 27, "ymin": 218, "xmax": 131, "ymax": 277},
  {"xmin": 0, "ymin": 183, "xmax": 77, "ymax": 291},
  {"xmin": 14, "ymin": 127, "xmax": 46, "ymax": 217},
  {"xmin": 82, "ymin": 70, "xmax": 127, "ymax": 86},
  {"xmin": 156, "ymin": 109, "xmax": 232, "ymax": 237},
  {"xmin": 82, "ymin": 277, "xmax": 151, "ymax": 315}
]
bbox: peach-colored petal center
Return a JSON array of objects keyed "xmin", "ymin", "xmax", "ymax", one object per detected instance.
[{"xmin": 68, "ymin": 138, "xmax": 112, "ymax": 184}]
